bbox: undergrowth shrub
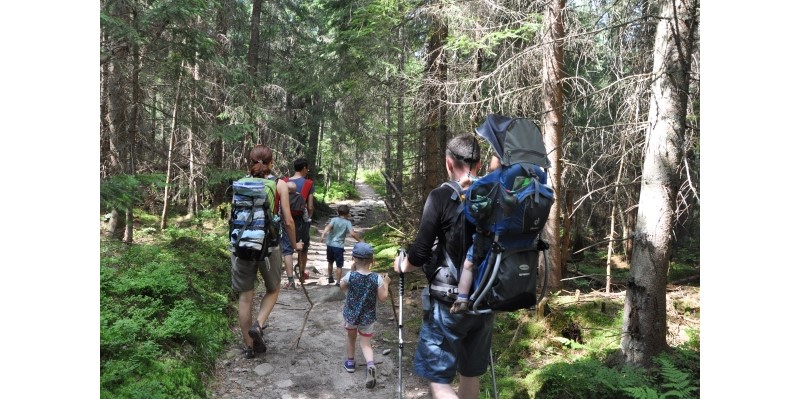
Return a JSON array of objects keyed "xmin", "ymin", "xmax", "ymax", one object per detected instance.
[
  {"xmin": 484, "ymin": 291, "xmax": 698, "ymax": 398},
  {"xmin": 622, "ymin": 354, "xmax": 699, "ymax": 399},
  {"xmin": 533, "ymin": 356, "xmax": 653, "ymax": 399},
  {"xmin": 318, "ymin": 180, "xmax": 359, "ymax": 202},
  {"xmin": 100, "ymin": 215, "xmax": 234, "ymax": 399},
  {"xmin": 360, "ymin": 170, "xmax": 388, "ymax": 197}
]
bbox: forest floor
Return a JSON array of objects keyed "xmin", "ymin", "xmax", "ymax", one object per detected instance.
[{"xmin": 208, "ymin": 182, "xmax": 432, "ymax": 399}]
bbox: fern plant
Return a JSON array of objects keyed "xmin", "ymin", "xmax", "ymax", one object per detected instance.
[{"xmin": 623, "ymin": 356, "xmax": 699, "ymax": 399}]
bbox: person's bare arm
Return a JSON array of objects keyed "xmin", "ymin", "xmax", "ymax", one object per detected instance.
[
  {"xmin": 277, "ymin": 179, "xmax": 297, "ymax": 249},
  {"xmin": 320, "ymin": 222, "xmax": 332, "ymax": 241},
  {"xmin": 307, "ymin": 186, "xmax": 314, "ymax": 219},
  {"xmin": 377, "ymin": 274, "xmax": 390, "ymax": 301}
]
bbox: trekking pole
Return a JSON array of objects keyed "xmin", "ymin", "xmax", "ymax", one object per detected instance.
[
  {"xmin": 396, "ymin": 248, "xmax": 407, "ymax": 399},
  {"xmin": 489, "ymin": 346, "xmax": 498, "ymax": 399}
]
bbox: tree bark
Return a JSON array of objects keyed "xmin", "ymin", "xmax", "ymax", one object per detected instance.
[
  {"xmin": 621, "ymin": 0, "xmax": 698, "ymax": 367},
  {"xmin": 247, "ymin": 0, "xmax": 264, "ymax": 76},
  {"xmin": 541, "ymin": 0, "xmax": 566, "ymax": 293},
  {"xmin": 422, "ymin": 10, "xmax": 448, "ymax": 195}
]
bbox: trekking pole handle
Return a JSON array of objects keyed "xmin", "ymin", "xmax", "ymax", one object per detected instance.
[{"xmin": 397, "ymin": 248, "xmax": 407, "ymax": 296}]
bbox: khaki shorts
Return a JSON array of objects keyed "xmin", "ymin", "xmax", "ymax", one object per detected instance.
[{"xmin": 231, "ymin": 247, "xmax": 282, "ymax": 293}]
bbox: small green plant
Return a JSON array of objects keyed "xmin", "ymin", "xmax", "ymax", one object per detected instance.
[
  {"xmin": 318, "ymin": 180, "xmax": 359, "ymax": 202},
  {"xmin": 622, "ymin": 356, "xmax": 699, "ymax": 399},
  {"xmin": 361, "ymin": 170, "xmax": 388, "ymax": 197}
]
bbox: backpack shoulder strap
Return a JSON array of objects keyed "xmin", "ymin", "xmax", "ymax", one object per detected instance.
[
  {"xmin": 265, "ymin": 175, "xmax": 280, "ymax": 216},
  {"xmin": 439, "ymin": 180, "xmax": 467, "ymax": 276},
  {"xmin": 440, "ymin": 180, "xmax": 463, "ymax": 201},
  {"xmin": 299, "ymin": 179, "xmax": 313, "ymax": 201},
  {"xmin": 440, "ymin": 181, "xmax": 465, "ymax": 214}
]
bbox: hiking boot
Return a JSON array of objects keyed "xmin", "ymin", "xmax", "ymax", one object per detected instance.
[
  {"xmin": 450, "ymin": 299, "xmax": 469, "ymax": 314},
  {"xmin": 343, "ymin": 359, "xmax": 356, "ymax": 373},
  {"xmin": 243, "ymin": 346, "xmax": 255, "ymax": 359},
  {"xmin": 328, "ymin": 277, "xmax": 335, "ymax": 284},
  {"xmin": 248, "ymin": 322, "xmax": 267, "ymax": 353},
  {"xmin": 365, "ymin": 365, "xmax": 377, "ymax": 388},
  {"xmin": 283, "ymin": 278, "xmax": 296, "ymax": 290}
]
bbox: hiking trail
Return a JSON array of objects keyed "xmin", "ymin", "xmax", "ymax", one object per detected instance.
[{"xmin": 210, "ymin": 181, "xmax": 431, "ymax": 399}]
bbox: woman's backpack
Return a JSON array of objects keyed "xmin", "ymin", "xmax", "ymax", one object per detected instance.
[{"xmin": 229, "ymin": 176, "xmax": 281, "ymax": 261}]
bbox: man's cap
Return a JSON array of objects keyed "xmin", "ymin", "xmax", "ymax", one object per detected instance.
[{"xmin": 352, "ymin": 242, "xmax": 374, "ymax": 259}]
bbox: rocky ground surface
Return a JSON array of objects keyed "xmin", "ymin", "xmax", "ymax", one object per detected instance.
[{"xmin": 209, "ymin": 182, "xmax": 431, "ymax": 399}]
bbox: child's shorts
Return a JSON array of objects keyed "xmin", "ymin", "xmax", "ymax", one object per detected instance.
[
  {"xmin": 326, "ymin": 246, "xmax": 345, "ymax": 268},
  {"xmin": 344, "ymin": 321, "xmax": 375, "ymax": 337}
]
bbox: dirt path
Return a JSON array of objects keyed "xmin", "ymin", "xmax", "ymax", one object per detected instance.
[{"xmin": 210, "ymin": 182, "xmax": 431, "ymax": 399}]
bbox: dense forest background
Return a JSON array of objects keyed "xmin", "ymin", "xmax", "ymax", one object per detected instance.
[
  {"xmin": 6, "ymin": 1, "xmax": 800, "ymax": 398},
  {"xmin": 97, "ymin": 0, "xmax": 701, "ymax": 360}
]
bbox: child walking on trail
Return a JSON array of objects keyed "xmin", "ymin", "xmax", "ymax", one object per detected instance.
[
  {"xmin": 320, "ymin": 204, "xmax": 361, "ymax": 285},
  {"xmin": 340, "ymin": 242, "xmax": 390, "ymax": 389}
]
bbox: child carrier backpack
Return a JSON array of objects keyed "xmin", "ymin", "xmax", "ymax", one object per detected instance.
[
  {"xmin": 463, "ymin": 114, "xmax": 555, "ymax": 313},
  {"xmin": 282, "ymin": 177, "xmax": 313, "ymax": 218},
  {"xmin": 229, "ymin": 176, "xmax": 281, "ymax": 261}
]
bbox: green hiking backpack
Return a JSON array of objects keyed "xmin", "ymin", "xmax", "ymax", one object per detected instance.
[{"xmin": 229, "ymin": 176, "xmax": 281, "ymax": 261}]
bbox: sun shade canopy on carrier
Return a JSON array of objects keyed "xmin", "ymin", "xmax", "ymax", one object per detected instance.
[{"xmin": 474, "ymin": 114, "xmax": 551, "ymax": 169}]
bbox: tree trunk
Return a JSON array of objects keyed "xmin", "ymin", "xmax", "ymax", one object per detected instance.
[
  {"xmin": 104, "ymin": 0, "xmax": 130, "ymax": 241},
  {"xmin": 395, "ymin": 25, "xmax": 405, "ymax": 203},
  {"xmin": 384, "ymin": 96, "xmax": 393, "ymax": 198},
  {"xmin": 122, "ymin": 40, "xmax": 142, "ymax": 244},
  {"xmin": 606, "ymin": 150, "xmax": 626, "ymax": 293},
  {"xmin": 422, "ymin": 10, "xmax": 448, "ymax": 195},
  {"xmin": 541, "ymin": 0, "xmax": 566, "ymax": 292},
  {"xmin": 100, "ymin": 31, "xmax": 111, "ymax": 180},
  {"xmin": 209, "ymin": 0, "xmax": 231, "ymax": 207},
  {"xmin": 247, "ymin": 0, "xmax": 264, "ymax": 76},
  {"xmin": 187, "ymin": 49, "xmax": 201, "ymax": 218},
  {"xmin": 160, "ymin": 67, "xmax": 184, "ymax": 230},
  {"xmin": 621, "ymin": 0, "xmax": 698, "ymax": 367},
  {"xmin": 307, "ymin": 91, "xmax": 322, "ymax": 179}
]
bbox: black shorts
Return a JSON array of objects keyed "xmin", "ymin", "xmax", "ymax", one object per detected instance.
[{"xmin": 294, "ymin": 218, "xmax": 310, "ymax": 252}]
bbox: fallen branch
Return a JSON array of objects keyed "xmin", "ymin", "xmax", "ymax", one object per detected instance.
[
  {"xmin": 670, "ymin": 274, "xmax": 700, "ymax": 285},
  {"xmin": 293, "ymin": 280, "xmax": 315, "ymax": 349},
  {"xmin": 388, "ymin": 279, "xmax": 399, "ymax": 325}
]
